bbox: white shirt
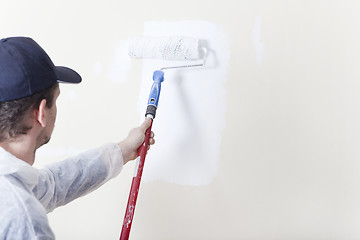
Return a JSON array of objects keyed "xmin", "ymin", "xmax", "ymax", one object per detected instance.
[{"xmin": 0, "ymin": 143, "xmax": 124, "ymax": 239}]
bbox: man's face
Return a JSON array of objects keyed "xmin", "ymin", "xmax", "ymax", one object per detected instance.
[{"xmin": 36, "ymin": 86, "xmax": 60, "ymax": 149}]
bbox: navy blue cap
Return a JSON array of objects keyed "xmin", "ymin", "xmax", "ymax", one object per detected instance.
[{"xmin": 0, "ymin": 37, "xmax": 82, "ymax": 102}]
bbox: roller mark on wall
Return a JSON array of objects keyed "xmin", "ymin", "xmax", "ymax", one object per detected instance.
[
  {"xmin": 108, "ymin": 40, "xmax": 132, "ymax": 83},
  {"xmin": 137, "ymin": 21, "xmax": 230, "ymax": 186}
]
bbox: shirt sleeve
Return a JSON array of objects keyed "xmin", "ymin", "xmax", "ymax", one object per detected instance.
[{"xmin": 33, "ymin": 143, "xmax": 124, "ymax": 213}]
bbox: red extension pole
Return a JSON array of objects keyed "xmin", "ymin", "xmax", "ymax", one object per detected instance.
[{"xmin": 120, "ymin": 119, "xmax": 153, "ymax": 240}]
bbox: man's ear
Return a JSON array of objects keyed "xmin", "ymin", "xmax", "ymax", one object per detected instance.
[{"xmin": 36, "ymin": 99, "xmax": 47, "ymax": 127}]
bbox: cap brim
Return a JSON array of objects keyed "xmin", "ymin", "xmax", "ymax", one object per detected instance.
[{"xmin": 55, "ymin": 66, "xmax": 82, "ymax": 84}]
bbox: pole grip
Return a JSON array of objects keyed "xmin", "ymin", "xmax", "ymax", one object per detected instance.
[{"xmin": 120, "ymin": 119, "xmax": 153, "ymax": 240}]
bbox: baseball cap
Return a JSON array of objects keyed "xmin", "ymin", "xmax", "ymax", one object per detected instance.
[{"xmin": 0, "ymin": 37, "xmax": 82, "ymax": 102}]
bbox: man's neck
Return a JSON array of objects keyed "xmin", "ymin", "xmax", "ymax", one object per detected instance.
[{"xmin": 0, "ymin": 136, "xmax": 37, "ymax": 165}]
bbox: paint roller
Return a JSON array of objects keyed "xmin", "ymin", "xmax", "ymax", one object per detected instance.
[{"xmin": 120, "ymin": 36, "xmax": 207, "ymax": 240}]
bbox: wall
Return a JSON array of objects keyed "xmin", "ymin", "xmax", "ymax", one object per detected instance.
[{"xmin": 1, "ymin": 0, "xmax": 360, "ymax": 239}]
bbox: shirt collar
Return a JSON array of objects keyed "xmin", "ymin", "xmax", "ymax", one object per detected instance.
[{"xmin": 0, "ymin": 147, "xmax": 39, "ymax": 188}]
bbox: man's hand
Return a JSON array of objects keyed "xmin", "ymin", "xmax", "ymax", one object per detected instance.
[{"xmin": 118, "ymin": 118, "xmax": 155, "ymax": 164}]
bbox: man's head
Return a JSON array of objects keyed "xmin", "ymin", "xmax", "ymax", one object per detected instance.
[
  {"xmin": 0, "ymin": 83, "xmax": 59, "ymax": 143},
  {"xmin": 0, "ymin": 37, "xmax": 81, "ymax": 144}
]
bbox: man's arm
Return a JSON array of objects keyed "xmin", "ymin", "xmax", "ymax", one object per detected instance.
[{"xmin": 33, "ymin": 119, "xmax": 154, "ymax": 212}]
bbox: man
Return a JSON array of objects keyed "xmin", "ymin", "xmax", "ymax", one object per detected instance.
[{"xmin": 0, "ymin": 37, "xmax": 154, "ymax": 239}]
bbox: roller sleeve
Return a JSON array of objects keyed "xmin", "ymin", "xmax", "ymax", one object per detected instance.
[{"xmin": 128, "ymin": 36, "xmax": 201, "ymax": 60}]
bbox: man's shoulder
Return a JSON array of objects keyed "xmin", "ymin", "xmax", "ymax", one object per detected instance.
[
  {"xmin": 0, "ymin": 175, "xmax": 46, "ymax": 217},
  {"xmin": 0, "ymin": 175, "xmax": 54, "ymax": 239}
]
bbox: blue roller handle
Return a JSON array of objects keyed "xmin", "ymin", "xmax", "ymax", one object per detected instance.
[{"xmin": 145, "ymin": 70, "xmax": 164, "ymax": 118}]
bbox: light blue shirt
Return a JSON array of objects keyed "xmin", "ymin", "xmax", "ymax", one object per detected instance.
[{"xmin": 0, "ymin": 143, "xmax": 124, "ymax": 239}]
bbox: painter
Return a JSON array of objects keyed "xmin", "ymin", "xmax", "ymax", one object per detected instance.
[{"xmin": 0, "ymin": 36, "xmax": 155, "ymax": 239}]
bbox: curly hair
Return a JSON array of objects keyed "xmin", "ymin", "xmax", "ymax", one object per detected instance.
[{"xmin": 0, "ymin": 83, "xmax": 59, "ymax": 141}]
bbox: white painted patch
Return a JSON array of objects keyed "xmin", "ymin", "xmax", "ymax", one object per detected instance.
[
  {"xmin": 252, "ymin": 16, "xmax": 264, "ymax": 67},
  {"xmin": 133, "ymin": 156, "xmax": 140, "ymax": 177},
  {"xmin": 137, "ymin": 21, "xmax": 230, "ymax": 186},
  {"xmin": 108, "ymin": 40, "xmax": 132, "ymax": 83}
]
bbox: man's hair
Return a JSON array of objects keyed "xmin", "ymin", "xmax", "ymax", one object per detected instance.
[{"xmin": 0, "ymin": 83, "xmax": 59, "ymax": 141}]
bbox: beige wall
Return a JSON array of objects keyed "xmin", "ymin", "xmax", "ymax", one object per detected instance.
[{"xmin": 2, "ymin": 0, "xmax": 360, "ymax": 239}]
